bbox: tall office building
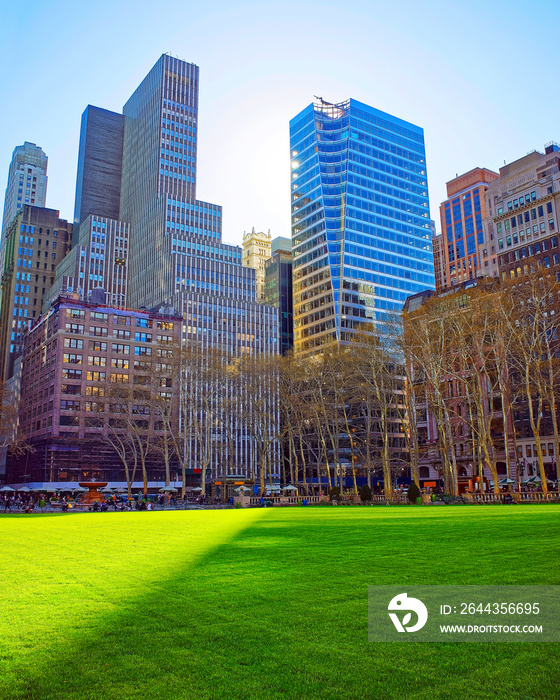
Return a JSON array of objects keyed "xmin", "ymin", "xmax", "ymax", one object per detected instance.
[
  {"xmin": 0, "ymin": 206, "xmax": 71, "ymax": 381},
  {"xmin": 72, "ymin": 54, "xmax": 279, "ymax": 480},
  {"xmin": 290, "ymin": 99, "xmax": 434, "ymax": 353},
  {"xmin": 438, "ymin": 167, "xmax": 499, "ymax": 290},
  {"xmin": 1, "ymin": 142, "xmax": 48, "ymax": 238},
  {"xmin": 73, "ymin": 106, "xmax": 125, "ymax": 232}
]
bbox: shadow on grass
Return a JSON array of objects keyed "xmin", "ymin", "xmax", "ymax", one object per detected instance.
[{"xmin": 3, "ymin": 507, "xmax": 560, "ymax": 700}]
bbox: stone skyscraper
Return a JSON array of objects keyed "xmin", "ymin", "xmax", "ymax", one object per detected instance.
[{"xmin": 1, "ymin": 142, "xmax": 48, "ymax": 238}]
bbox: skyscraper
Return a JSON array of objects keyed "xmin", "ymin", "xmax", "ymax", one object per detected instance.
[
  {"xmin": 72, "ymin": 54, "xmax": 279, "ymax": 481},
  {"xmin": 290, "ymin": 99, "xmax": 434, "ymax": 353},
  {"xmin": 1, "ymin": 142, "xmax": 48, "ymax": 238},
  {"xmin": 0, "ymin": 206, "xmax": 71, "ymax": 380},
  {"xmin": 73, "ymin": 106, "xmax": 124, "ymax": 233},
  {"xmin": 243, "ymin": 228, "xmax": 272, "ymax": 301},
  {"xmin": 438, "ymin": 167, "xmax": 499, "ymax": 291}
]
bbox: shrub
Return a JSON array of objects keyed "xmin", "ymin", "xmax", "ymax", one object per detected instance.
[
  {"xmin": 407, "ymin": 482, "xmax": 421, "ymax": 503},
  {"xmin": 359, "ymin": 484, "xmax": 372, "ymax": 503},
  {"xmin": 329, "ymin": 486, "xmax": 341, "ymax": 501}
]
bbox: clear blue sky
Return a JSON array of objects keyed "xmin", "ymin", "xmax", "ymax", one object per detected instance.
[{"xmin": 1, "ymin": 0, "xmax": 558, "ymax": 246}]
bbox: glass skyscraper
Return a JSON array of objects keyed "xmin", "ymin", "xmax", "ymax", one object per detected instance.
[{"xmin": 290, "ymin": 99, "xmax": 434, "ymax": 353}]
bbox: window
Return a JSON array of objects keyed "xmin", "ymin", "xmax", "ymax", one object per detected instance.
[
  {"xmin": 157, "ymin": 335, "xmax": 173, "ymax": 344},
  {"xmin": 66, "ymin": 308, "xmax": 85, "ymax": 318},
  {"xmin": 61, "ymin": 384, "xmax": 81, "ymax": 395},
  {"xmin": 112, "ymin": 344, "xmax": 130, "ymax": 354},
  {"xmin": 134, "ymin": 360, "xmax": 152, "ymax": 371},
  {"xmin": 60, "ymin": 415, "xmax": 79, "ymax": 426},
  {"xmin": 134, "ymin": 376, "xmax": 150, "ymax": 386},
  {"xmin": 63, "ymin": 353, "xmax": 82, "ymax": 364},
  {"xmin": 60, "ymin": 399, "xmax": 80, "ymax": 411},
  {"xmin": 65, "ymin": 323, "xmax": 84, "ymax": 334},
  {"xmin": 132, "ymin": 405, "xmax": 150, "ymax": 415},
  {"xmin": 136, "ymin": 318, "xmax": 152, "ymax": 328},
  {"xmin": 135, "ymin": 332, "xmax": 152, "ymax": 342},
  {"xmin": 62, "ymin": 368, "xmax": 82, "ymax": 379},
  {"xmin": 134, "ymin": 346, "xmax": 152, "ymax": 356},
  {"xmin": 113, "ymin": 329, "xmax": 131, "ymax": 340},
  {"xmin": 91, "ymin": 312, "xmax": 108, "ymax": 322},
  {"xmin": 89, "ymin": 340, "xmax": 107, "ymax": 351},
  {"xmin": 64, "ymin": 338, "xmax": 83, "ymax": 349},
  {"xmin": 85, "ymin": 386, "xmax": 105, "ymax": 396},
  {"xmin": 110, "ymin": 373, "xmax": 129, "ymax": 383},
  {"xmin": 111, "ymin": 358, "xmax": 129, "ymax": 369},
  {"xmin": 85, "ymin": 401, "xmax": 104, "ymax": 412},
  {"xmin": 113, "ymin": 315, "xmax": 131, "ymax": 326},
  {"xmin": 90, "ymin": 326, "xmax": 108, "ymax": 337},
  {"xmin": 86, "ymin": 371, "xmax": 106, "ymax": 381},
  {"xmin": 88, "ymin": 356, "xmax": 107, "ymax": 367}
]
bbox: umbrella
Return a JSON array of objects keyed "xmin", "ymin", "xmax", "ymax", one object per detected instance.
[
  {"xmin": 192, "ymin": 487, "xmax": 203, "ymax": 492},
  {"xmin": 100, "ymin": 487, "xmax": 114, "ymax": 493},
  {"xmin": 45, "ymin": 487, "xmax": 60, "ymax": 492},
  {"xmin": 498, "ymin": 478, "xmax": 516, "ymax": 485},
  {"xmin": 0, "ymin": 486, "xmax": 15, "ymax": 492},
  {"xmin": 17, "ymin": 487, "xmax": 31, "ymax": 492},
  {"xmin": 283, "ymin": 485, "xmax": 298, "ymax": 491},
  {"xmin": 234, "ymin": 486, "xmax": 251, "ymax": 492},
  {"xmin": 159, "ymin": 486, "xmax": 178, "ymax": 492},
  {"xmin": 72, "ymin": 486, "xmax": 87, "ymax": 492}
]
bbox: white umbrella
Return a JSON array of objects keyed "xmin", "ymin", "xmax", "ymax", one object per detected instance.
[
  {"xmin": 0, "ymin": 486, "xmax": 15, "ymax": 492},
  {"xmin": 234, "ymin": 486, "xmax": 251, "ymax": 492},
  {"xmin": 17, "ymin": 487, "xmax": 31, "ymax": 492},
  {"xmin": 159, "ymin": 486, "xmax": 178, "ymax": 492},
  {"xmin": 192, "ymin": 487, "xmax": 203, "ymax": 492},
  {"xmin": 283, "ymin": 485, "xmax": 298, "ymax": 491}
]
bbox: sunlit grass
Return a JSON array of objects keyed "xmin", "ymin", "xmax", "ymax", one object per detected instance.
[{"xmin": 0, "ymin": 506, "xmax": 558, "ymax": 699}]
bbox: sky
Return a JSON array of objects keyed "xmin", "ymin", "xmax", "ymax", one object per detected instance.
[{"xmin": 1, "ymin": 0, "xmax": 559, "ymax": 248}]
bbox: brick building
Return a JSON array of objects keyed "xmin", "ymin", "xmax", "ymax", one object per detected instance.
[{"xmin": 7, "ymin": 295, "xmax": 182, "ymax": 484}]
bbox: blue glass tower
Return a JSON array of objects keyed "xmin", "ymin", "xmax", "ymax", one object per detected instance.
[{"xmin": 290, "ymin": 99, "xmax": 434, "ymax": 353}]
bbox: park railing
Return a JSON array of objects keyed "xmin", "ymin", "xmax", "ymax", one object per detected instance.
[{"xmin": 463, "ymin": 491, "xmax": 559, "ymax": 504}]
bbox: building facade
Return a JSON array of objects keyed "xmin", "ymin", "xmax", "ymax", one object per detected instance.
[
  {"xmin": 8, "ymin": 296, "xmax": 182, "ymax": 484},
  {"xmin": 0, "ymin": 206, "xmax": 71, "ymax": 381},
  {"xmin": 70, "ymin": 54, "xmax": 280, "ymax": 482},
  {"xmin": 1, "ymin": 142, "xmax": 48, "ymax": 239},
  {"xmin": 264, "ymin": 237, "xmax": 293, "ymax": 355},
  {"xmin": 289, "ymin": 98, "xmax": 434, "ymax": 354},
  {"xmin": 485, "ymin": 143, "xmax": 560, "ymax": 282},
  {"xmin": 243, "ymin": 228, "xmax": 272, "ymax": 301},
  {"xmin": 73, "ymin": 106, "xmax": 125, "ymax": 231},
  {"xmin": 438, "ymin": 167, "xmax": 499, "ymax": 291},
  {"xmin": 44, "ymin": 214, "xmax": 130, "ymax": 310}
]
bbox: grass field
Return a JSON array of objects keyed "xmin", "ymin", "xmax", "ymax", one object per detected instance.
[{"xmin": 0, "ymin": 505, "xmax": 559, "ymax": 700}]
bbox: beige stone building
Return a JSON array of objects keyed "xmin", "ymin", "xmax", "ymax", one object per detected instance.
[{"xmin": 242, "ymin": 228, "xmax": 271, "ymax": 301}]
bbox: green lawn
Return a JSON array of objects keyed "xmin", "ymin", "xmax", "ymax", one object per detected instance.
[{"xmin": 0, "ymin": 505, "xmax": 559, "ymax": 700}]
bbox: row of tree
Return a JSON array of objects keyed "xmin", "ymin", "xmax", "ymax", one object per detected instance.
[
  {"xmin": 403, "ymin": 271, "xmax": 560, "ymax": 494},
  {"xmin": 7, "ymin": 273, "xmax": 558, "ymax": 499}
]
